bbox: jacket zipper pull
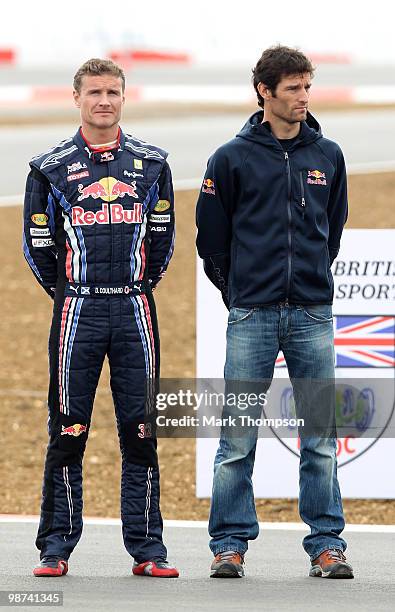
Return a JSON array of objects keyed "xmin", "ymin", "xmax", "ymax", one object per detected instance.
[
  {"xmin": 284, "ymin": 152, "xmax": 289, "ymax": 160},
  {"xmin": 301, "ymin": 197, "xmax": 306, "ymax": 219}
]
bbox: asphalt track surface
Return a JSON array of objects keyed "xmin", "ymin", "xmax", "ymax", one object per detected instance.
[
  {"xmin": 1, "ymin": 521, "xmax": 394, "ymax": 611},
  {"xmin": 1, "ymin": 110, "xmax": 395, "ymax": 198}
]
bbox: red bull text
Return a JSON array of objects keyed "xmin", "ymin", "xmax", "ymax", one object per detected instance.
[{"xmin": 72, "ymin": 202, "xmax": 143, "ymax": 226}]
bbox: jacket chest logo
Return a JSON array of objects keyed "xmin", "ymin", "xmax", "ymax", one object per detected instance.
[
  {"xmin": 77, "ymin": 177, "xmax": 138, "ymax": 202},
  {"xmin": 307, "ymin": 169, "xmax": 327, "ymax": 186}
]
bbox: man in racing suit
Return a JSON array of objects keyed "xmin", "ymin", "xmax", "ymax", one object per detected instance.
[{"xmin": 23, "ymin": 58, "xmax": 178, "ymax": 578}]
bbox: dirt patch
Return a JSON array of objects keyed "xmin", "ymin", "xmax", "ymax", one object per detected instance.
[{"xmin": 0, "ymin": 176, "xmax": 394, "ymax": 523}]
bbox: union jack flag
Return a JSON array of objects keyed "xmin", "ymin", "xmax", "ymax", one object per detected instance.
[
  {"xmin": 275, "ymin": 315, "xmax": 395, "ymax": 368},
  {"xmin": 334, "ymin": 315, "xmax": 395, "ymax": 368}
]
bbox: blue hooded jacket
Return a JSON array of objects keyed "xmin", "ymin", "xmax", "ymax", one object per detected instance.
[{"xmin": 196, "ymin": 110, "xmax": 348, "ymax": 308}]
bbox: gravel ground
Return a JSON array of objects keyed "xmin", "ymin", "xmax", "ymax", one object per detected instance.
[{"xmin": 0, "ymin": 177, "xmax": 394, "ymax": 522}]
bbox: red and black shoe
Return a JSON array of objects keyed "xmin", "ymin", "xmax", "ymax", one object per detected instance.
[
  {"xmin": 33, "ymin": 556, "xmax": 68, "ymax": 577},
  {"xmin": 132, "ymin": 559, "xmax": 179, "ymax": 578}
]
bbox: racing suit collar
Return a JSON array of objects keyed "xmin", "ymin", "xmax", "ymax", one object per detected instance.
[
  {"xmin": 74, "ymin": 127, "xmax": 125, "ymax": 162},
  {"xmin": 236, "ymin": 109, "xmax": 322, "ymax": 152}
]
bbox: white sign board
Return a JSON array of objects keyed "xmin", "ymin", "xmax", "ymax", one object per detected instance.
[
  {"xmin": 331, "ymin": 229, "xmax": 394, "ymax": 315},
  {"xmin": 196, "ymin": 230, "xmax": 395, "ymax": 498}
]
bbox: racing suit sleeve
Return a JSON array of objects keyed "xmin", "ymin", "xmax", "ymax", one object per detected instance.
[
  {"xmin": 23, "ymin": 167, "xmax": 57, "ymax": 298},
  {"xmin": 147, "ymin": 161, "xmax": 175, "ymax": 289},
  {"xmin": 196, "ymin": 151, "xmax": 233, "ymax": 309},
  {"xmin": 327, "ymin": 147, "xmax": 348, "ymax": 265}
]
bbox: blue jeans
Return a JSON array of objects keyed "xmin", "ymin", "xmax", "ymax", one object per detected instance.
[{"xmin": 209, "ymin": 303, "xmax": 346, "ymax": 560}]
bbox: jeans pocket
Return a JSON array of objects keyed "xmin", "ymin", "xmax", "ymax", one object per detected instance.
[
  {"xmin": 303, "ymin": 305, "xmax": 333, "ymax": 322},
  {"xmin": 228, "ymin": 307, "xmax": 257, "ymax": 325}
]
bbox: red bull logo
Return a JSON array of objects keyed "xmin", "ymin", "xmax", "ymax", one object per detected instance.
[
  {"xmin": 72, "ymin": 202, "xmax": 143, "ymax": 226},
  {"xmin": 61, "ymin": 423, "xmax": 87, "ymax": 437},
  {"xmin": 307, "ymin": 169, "xmax": 327, "ymax": 185},
  {"xmin": 77, "ymin": 178, "xmax": 138, "ymax": 202},
  {"xmin": 202, "ymin": 178, "xmax": 216, "ymax": 195},
  {"xmin": 78, "ymin": 182, "xmax": 107, "ymax": 201},
  {"xmin": 110, "ymin": 180, "xmax": 138, "ymax": 199},
  {"xmin": 308, "ymin": 170, "xmax": 326, "ymax": 179}
]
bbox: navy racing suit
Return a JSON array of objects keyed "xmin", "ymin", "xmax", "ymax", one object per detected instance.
[{"xmin": 23, "ymin": 128, "xmax": 175, "ymax": 562}]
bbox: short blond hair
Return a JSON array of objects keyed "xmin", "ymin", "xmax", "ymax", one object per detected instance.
[{"xmin": 73, "ymin": 58, "xmax": 125, "ymax": 93}]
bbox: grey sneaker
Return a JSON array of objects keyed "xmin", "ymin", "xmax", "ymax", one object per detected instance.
[
  {"xmin": 210, "ymin": 550, "xmax": 245, "ymax": 578},
  {"xmin": 309, "ymin": 549, "xmax": 354, "ymax": 579}
]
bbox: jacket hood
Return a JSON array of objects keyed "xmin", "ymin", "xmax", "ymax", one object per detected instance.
[{"xmin": 236, "ymin": 109, "xmax": 322, "ymax": 150}]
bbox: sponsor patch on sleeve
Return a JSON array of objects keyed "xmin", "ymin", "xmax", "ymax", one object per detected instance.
[
  {"xmin": 150, "ymin": 214, "xmax": 170, "ymax": 223},
  {"xmin": 31, "ymin": 213, "xmax": 48, "ymax": 226},
  {"xmin": 30, "ymin": 227, "xmax": 50, "ymax": 236},
  {"xmin": 154, "ymin": 199, "xmax": 170, "ymax": 212},
  {"xmin": 32, "ymin": 238, "xmax": 55, "ymax": 248},
  {"xmin": 202, "ymin": 178, "xmax": 215, "ymax": 195}
]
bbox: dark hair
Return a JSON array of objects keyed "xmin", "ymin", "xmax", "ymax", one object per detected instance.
[
  {"xmin": 252, "ymin": 45, "xmax": 314, "ymax": 108},
  {"xmin": 73, "ymin": 58, "xmax": 125, "ymax": 93}
]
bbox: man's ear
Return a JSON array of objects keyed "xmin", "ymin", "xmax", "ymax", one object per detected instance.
[
  {"xmin": 73, "ymin": 90, "xmax": 80, "ymax": 108},
  {"xmin": 257, "ymin": 82, "xmax": 272, "ymax": 101}
]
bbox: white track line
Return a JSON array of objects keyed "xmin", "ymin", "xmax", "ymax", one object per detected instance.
[
  {"xmin": 0, "ymin": 515, "xmax": 394, "ymax": 532},
  {"xmin": 173, "ymin": 178, "xmax": 202, "ymax": 191},
  {"xmin": 0, "ymin": 195, "xmax": 24, "ymax": 207},
  {"xmin": 347, "ymin": 159, "xmax": 395, "ymax": 174},
  {"xmin": 1, "ymin": 161, "xmax": 395, "ymax": 208}
]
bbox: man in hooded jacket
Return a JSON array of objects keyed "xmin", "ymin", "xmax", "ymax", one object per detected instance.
[{"xmin": 196, "ymin": 45, "xmax": 353, "ymax": 580}]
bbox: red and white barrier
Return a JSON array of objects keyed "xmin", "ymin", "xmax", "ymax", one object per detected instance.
[
  {"xmin": 0, "ymin": 48, "xmax": 16, "ymax": 65},
  {"xmin": 307, "ymin": 52, "xmax": 352, "ymax": 64},
  {"xmin": 109, "ymin": 49, "xmax": 191, "ymax": 68}
]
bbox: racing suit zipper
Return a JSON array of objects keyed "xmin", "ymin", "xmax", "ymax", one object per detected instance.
[
  {"xmin": 284, "ymin": 152, "xmax": 292, "ymax": 303},
  {"xmin": 299, "ymin": 170, "xmax": 306, "ymax": 219},
  {"xmin": 107, "ymin": 162, "xmax": 113, "ymax": 280}
]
